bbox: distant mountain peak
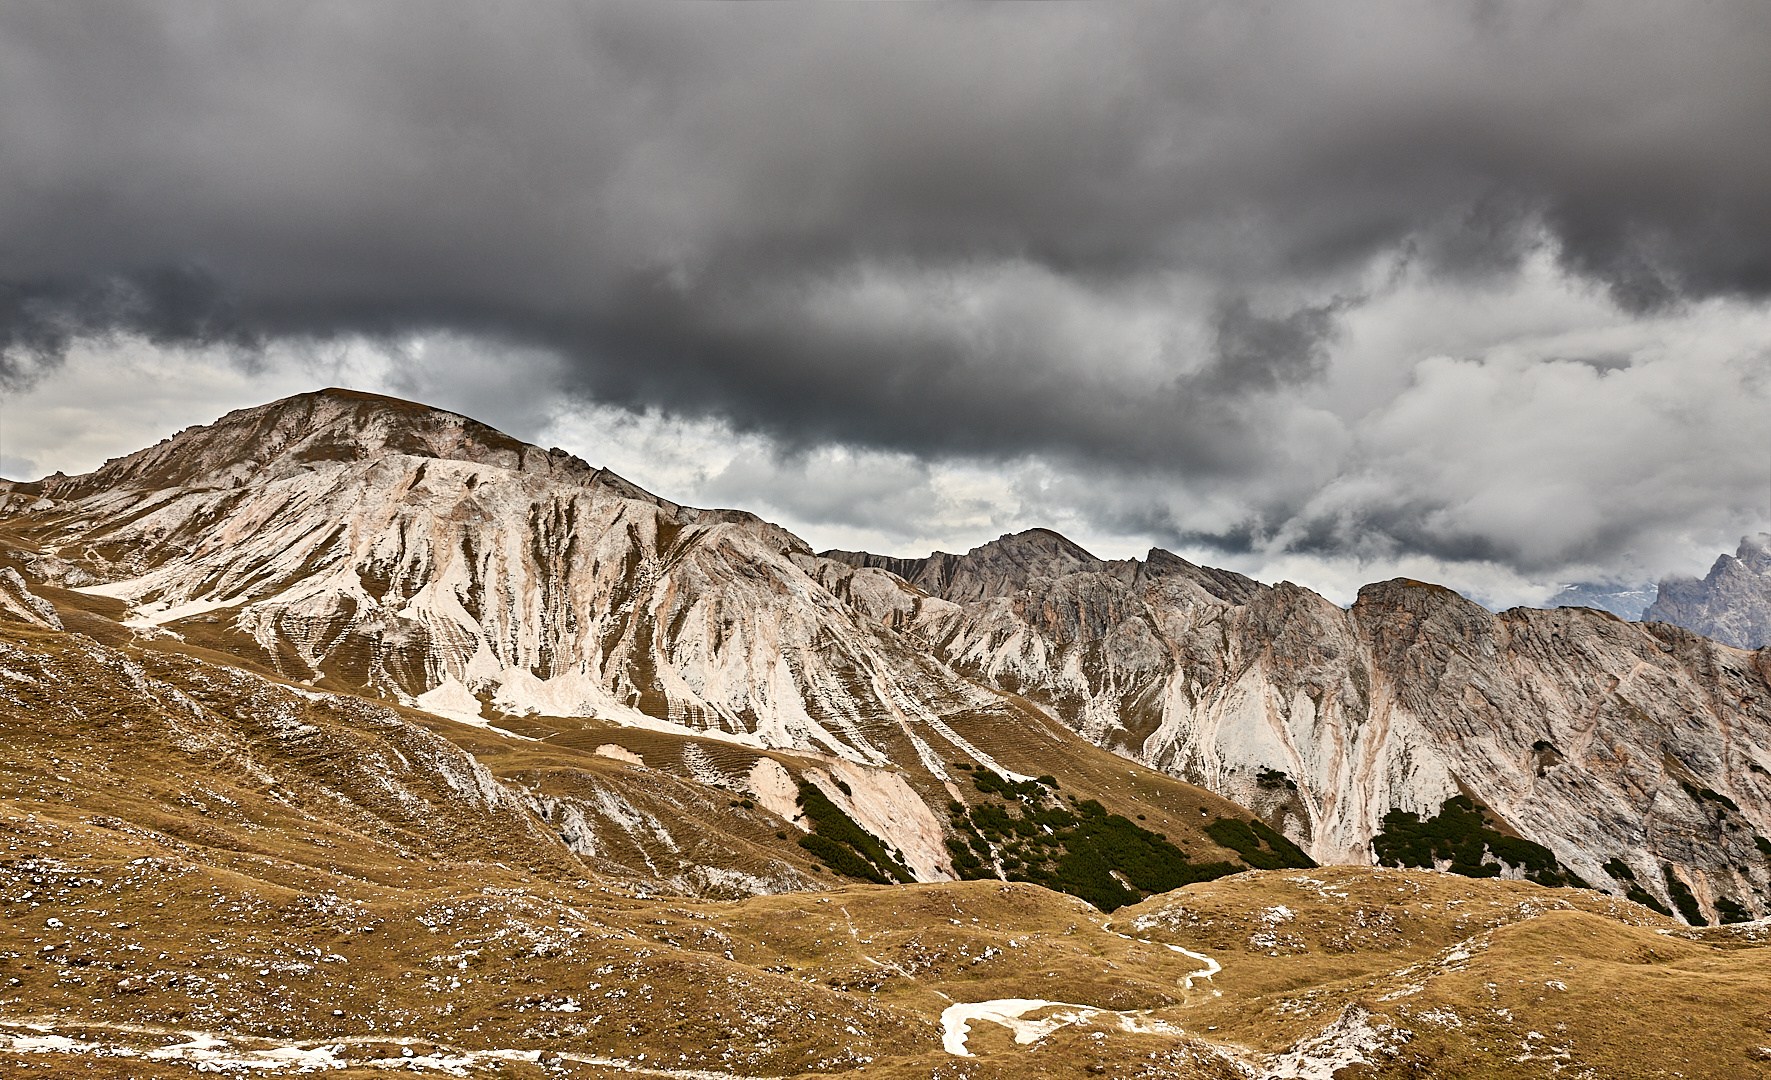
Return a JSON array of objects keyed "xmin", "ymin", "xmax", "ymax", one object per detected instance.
[
  {"xmin": 821, "ymin": 528, "xmax": 1267, "ymax": 606},
  {"xmin": 1643, "ymin": 532, "xmax": 1771, "ymax": 649}
]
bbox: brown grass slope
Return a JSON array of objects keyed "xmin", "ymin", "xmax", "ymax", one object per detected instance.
[{"xmin": 0, "ymin": 618, "xmax": 1766, "ymax": 1078}]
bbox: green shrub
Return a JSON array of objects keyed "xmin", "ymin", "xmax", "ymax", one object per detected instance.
[
  {"xmin": 1663, "ymin": 865, "xmax": 1707, "ymax": 925},
  {"xmin": 1681, "ymin": 781, "xmax": 1741, "ymax": 813},
  {"xmin": 799, "ymin": 833, "xmax": 886, "ymax": 884},
  {"xmin": 1256, "ymin": 767, "xmax": 1298, "ymax": 791},
  {"xmin": 942, "ymin": 792, "xmax": 1240, "ymax": 911},
  {"xmin": 1716, "ymin": 896, "xmax": 1753, "ymax": 924},
  {"xmin": 794, "ymin": 782, "xmax": 913, "ymax": 883},
  {"xmin": 971, "ymin": 768, "xmax": 1048, "ymax": 801},
  {"xmin": 1205, "ymin": 817, "xmax": 1316, "ymax": 871},
  {"xmin": 1372, "ymin": 796, "xmax": 1580, "ymax": 886},
  {"xmin": 1624, "ymin": 883, "xmax": 1674, "ymax": 917}
]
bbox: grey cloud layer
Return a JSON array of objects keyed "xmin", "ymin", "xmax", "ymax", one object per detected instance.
[{"xmin": 3, "ymin": 1, "xmax": 1770, "ymax": 573}]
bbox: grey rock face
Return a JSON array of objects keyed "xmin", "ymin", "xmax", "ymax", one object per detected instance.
[
  {"xmin": 1644, "ymin": 534, "xmax": 1771, "ymax": 649},
  {"xmin": 0, "ymin": 568, "xmax": 62, "ymax": 629},
  {"xmin": 840, "ymin": 533, "xmax": 1771, "ymax": 924}
]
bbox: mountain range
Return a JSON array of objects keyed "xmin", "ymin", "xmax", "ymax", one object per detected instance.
[{"xmin": 2, "ymin": 387, "xmax": 1770, "ymax": 1077}]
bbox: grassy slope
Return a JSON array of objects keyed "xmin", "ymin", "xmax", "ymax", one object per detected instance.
[{"xmin": 1, "ymin": 620, "xmax": 1769, "ymax": 1077}]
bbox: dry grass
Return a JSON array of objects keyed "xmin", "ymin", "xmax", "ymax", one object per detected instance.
[{"xmin": 2, "ymin": 620, "xmax": 1769, "ymax": 1077}]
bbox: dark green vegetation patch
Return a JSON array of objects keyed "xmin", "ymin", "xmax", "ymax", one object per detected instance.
[
  {"xmin": 969, "ymin": 767, "xmax": 1056, "ymax": 801},
  {"xmin": 794, "ymin": 781, "xmax": 913, "ymax": 885},
  {"xmin": 1372, "ymin": 796, "xmax": 1588, "ymax": 888},
  {"xmin": 1715, "ymin": 896, "xmax": 1753, "ymax": 924},
  {"xmin": 945, "ymin": 787, "xmax": 1265, "ymax": 911},
  {"xmin": 1662, "ymin": 865, "xmax": 1707, "ymax": 926},
  {"xmin": 1681, "ymin": 780, "xmax": 1741, "ymax": 814},
  {"xmin": 1256, "ymin": 767, "xmax": 1298, "ymax": 791},
  {"xmin": 1597, "ymin": 855, "xmax": 1674, "ymax": 916},
  {"xmin": 1204, "ymin": 817, "xmax": 1317, "ymax": 871}
]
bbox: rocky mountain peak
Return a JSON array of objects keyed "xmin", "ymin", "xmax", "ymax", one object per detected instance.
[
  {"xmin": 40, "ymin": 387, "xmax": 677, "ymax": 510},
  {"xmin": 822, "ymin": 527, "xmax": 1107, "ymax": 602},
  {"xmin": 1139, "ymin": 546, "xmax": 1264, "ymax": 604},
  {"xmin": 1643, "ymin": 532, "xmax": 1771, "ymax": 649},
  {"xmin": 8, "ymin": 388, "xmax": 1770, "ymax": 930}
]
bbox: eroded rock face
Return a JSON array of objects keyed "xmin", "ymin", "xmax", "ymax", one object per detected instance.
[
  {"xmin": 1644, "ymin": 533, "xmax": 1771, "ymax": 650},
  {"xmin": 1, "ymin": 391, "xmax": 1026, "ymax": 882},
  {"xmin": 836, "ymin": 533, "xmax": 1771, "ymax": 924},
  {"xmin": 11, "ymin": 394, "xmax": 1000, "ymax": 782},
  {"xmin": 0, "ymin": 567, "xmax": 62, "ymax": 629}
]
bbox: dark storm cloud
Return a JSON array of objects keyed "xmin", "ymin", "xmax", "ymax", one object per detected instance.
[{"xmin": 3, "ymin": 0, "xmax": 1771, "ymax": 569}]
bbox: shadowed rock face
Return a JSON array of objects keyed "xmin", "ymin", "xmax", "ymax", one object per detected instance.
[
  {"xmin": 1644, "ymin": 533, "xmax": 1771, "ymax": 649},
  {"xmin": 5, "ymin": 390, "xmax": 1771, "ymax": 924}
]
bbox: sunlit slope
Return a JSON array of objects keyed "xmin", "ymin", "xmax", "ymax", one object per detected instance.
[{"xmin": 0, "ymin": 587, "xmax": 1274, "ymax": 907}]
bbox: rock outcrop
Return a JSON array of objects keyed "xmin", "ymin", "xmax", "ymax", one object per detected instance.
[
  {"xmin": 1643, "ymin": 533, "xmax": 1771, "ymax": 649},
  {"xmin": 0, "ymin": 567, "xmax": 62, "ymax": 629}
]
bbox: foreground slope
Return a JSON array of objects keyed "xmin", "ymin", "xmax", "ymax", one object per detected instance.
[{"xmin": 3, "ymin": 616, "xmax": 1769, "ymax": 1079}]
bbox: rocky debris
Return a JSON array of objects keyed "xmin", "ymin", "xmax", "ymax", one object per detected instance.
[
  {"xmin": 0, "ymin": 568, "xmax": 62, "ymax": 629},
  {"xmin": 1264, "ymin": 1002, "xmax": 1410, "ymax": 1079},
  {"xmin": 1644, "ymin": 532, "xmax": 1771, "ymax": 649}
]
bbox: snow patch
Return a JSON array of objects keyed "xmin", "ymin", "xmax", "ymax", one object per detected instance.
[{"xmin": 940, "ymin": 999, "xmax": 1182, "ymax": 1057}]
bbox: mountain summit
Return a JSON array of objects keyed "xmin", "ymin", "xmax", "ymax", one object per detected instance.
[{"xmin": 40, "ymin": 387, "xmax": 679, "ymax": 510}]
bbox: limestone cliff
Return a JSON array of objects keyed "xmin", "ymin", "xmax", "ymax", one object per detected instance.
[{"xmin": 834, "ymin": 532, "xmax": 1771, "ymax": 924}]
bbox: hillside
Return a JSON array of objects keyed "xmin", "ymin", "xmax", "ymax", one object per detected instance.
[
  {"xmin": 1, "ymin": 388, "xmax": 1770, "ymax": 1076},
  {"xmin": 0, "ymin": 391, "xmax": 1289, "ymax": 914},
  {"xmin": 3, "ymin": 619, "xmax": 1769, "ymax": 1078},
  {"xmin": 831, "ymin": 536, "xmax": 1771, "ymax": 926}
]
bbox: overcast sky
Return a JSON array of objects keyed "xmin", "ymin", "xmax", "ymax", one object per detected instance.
[{"xmin": 3, "ymin": 1, "xmax": 1770, "ymax": 608}]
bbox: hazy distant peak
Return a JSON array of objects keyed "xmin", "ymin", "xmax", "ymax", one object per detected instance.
[{"xmin": 1642, "ymin": 532, "xmax": 1771, "ymax": 649}]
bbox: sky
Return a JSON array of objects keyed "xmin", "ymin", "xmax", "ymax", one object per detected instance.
[{"xmin": 2, "ymin": 2, "xmax": 1770, "ymax": 610}]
